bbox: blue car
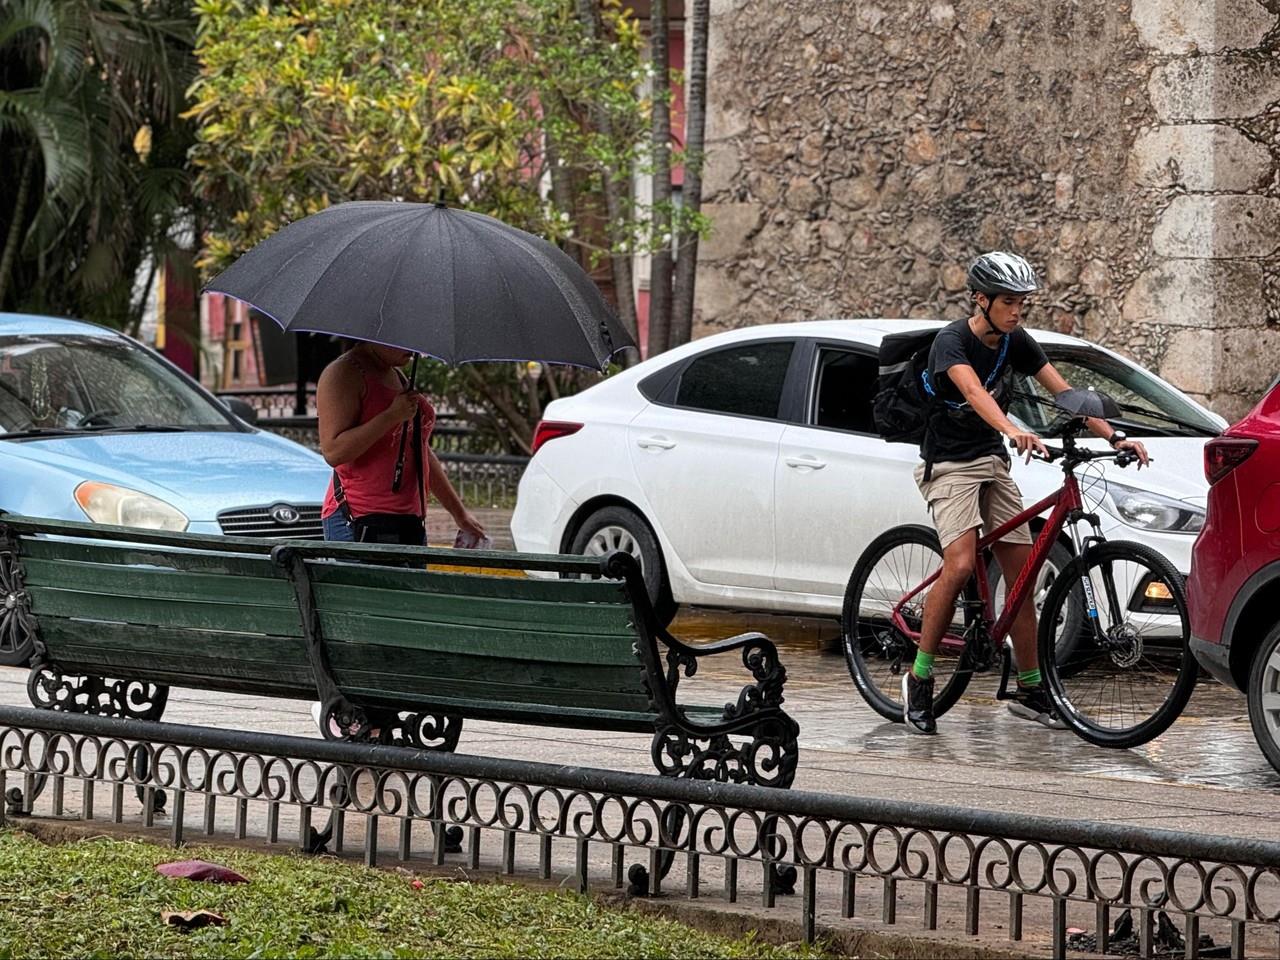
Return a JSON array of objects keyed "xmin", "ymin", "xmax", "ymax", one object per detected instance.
[{"xmin": 0, "ymin": 312, "xmax": 332, "ymax": 664}]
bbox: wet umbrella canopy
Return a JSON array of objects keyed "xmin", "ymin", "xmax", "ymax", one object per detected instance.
[{"xmin": 204, "ymin": 201, "xmax": 633, "ymax": 371}]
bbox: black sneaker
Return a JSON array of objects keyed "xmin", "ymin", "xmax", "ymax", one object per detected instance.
[
  {"xmin": 901, "ymin": 672, "xmax": 937, "ymax": 735},
  {"xmin": 1008, "ymin": 683, "xmax": 1067, "ymax": 730}
]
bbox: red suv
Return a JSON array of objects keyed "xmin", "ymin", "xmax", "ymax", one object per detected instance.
[{"xmin": 1188, "ymin": 378, "xmax": 1280, "ymax": 770}]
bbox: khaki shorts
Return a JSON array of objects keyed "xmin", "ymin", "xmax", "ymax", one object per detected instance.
[{"xmin": 914, "ymin": 455, "xmax": 1033, "ymax": 550}]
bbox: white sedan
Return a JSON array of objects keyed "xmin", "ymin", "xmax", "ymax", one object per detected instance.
[{"xmin": 511, "ymin": 319, "xmax": 1225, "ymax": 625}]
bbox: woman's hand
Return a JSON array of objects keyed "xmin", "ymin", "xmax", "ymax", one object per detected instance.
[
  {"xmin": 382, "ymin": 389, "xmax": 418, "ymax": 424},
  {"xmin": 455, "ymin": 509, "xmax": 487, "ymax": 540}
]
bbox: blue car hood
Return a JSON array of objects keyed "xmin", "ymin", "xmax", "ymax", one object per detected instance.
[{"xmin": 0, "ymin": 429, "xmax": 331, "ymax": 522}]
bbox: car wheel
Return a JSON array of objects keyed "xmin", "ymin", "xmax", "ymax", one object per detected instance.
[
  {"xmin": 569, "ymin": 506, "xmax": 678, "ymax": 628},
  {"xmin": 987, "ymin": 539, "xmax": 1086, "ymax": 666},
  {"xmin": 1247, "ymin": 622, "xmax": 1280, "ymax": 774},
  {"xmin": 0, "ymin": 549, "xmax": 35, "ymax": 667}
]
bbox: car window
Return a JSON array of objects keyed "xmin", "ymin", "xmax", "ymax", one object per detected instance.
[
  {"xmin": 0, "ymin": 335, "xmax": 235, "ymax": 434},
  {"xmin": 811, "ymin": 348, "xmax": 878, "ymax": 434},
  {"xmin": 675, "ymin": 341, "xmax": 794, "ymax": 420},
  {"xmin": 1008, "ymin": 345, "xmax": 1220, "ymax": 437}
]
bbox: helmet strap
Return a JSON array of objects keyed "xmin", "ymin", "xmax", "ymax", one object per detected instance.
[{"xmin": 976, "ymin": 294, "xmax": 1002, "ymax": 338}]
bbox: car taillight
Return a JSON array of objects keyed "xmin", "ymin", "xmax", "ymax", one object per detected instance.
[
  {"xmin": 1204, "ymin": 437, "xmax": 1259, "ymax": 485},
  {"xmin": 531, "ymin": 420, "xmax": 583, "ymax": 455}
]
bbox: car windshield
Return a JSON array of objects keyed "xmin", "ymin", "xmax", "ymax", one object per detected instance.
[
  {"xmin": 1009, "ymin": 345, "xmax": 1220, "ymax": 438},
  {"xmin": 0, "ymin": 334, "xmax": 235, "ymax": 436}
]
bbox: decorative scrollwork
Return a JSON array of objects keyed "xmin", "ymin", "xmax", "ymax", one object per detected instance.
[
  {"xmin": 26, "ymin": 664, "xmax": 168, "ymax": 721},
  {"xmin": 382, "ymin": 711, "xmax": 463, "ymax": 752},
  {"xmin": 651, "ymin": 715, "xmax": 798, "ymax": 789}
]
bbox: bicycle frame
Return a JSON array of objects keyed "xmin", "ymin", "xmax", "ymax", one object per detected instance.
[{"xmin": 889, "ymin": 470, "xmax": 1088, "ymax": 651}]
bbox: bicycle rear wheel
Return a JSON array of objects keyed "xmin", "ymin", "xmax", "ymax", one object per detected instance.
[
  {"xmin": 841, "ymin": 525, "xmax": 978, "ymax": 723},
  {"xmin": 1038, "ymin": 540, "xmax": 1195, "ymax": 748}
]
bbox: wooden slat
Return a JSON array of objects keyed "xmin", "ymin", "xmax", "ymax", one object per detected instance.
[
  {"xmin": 38, "ymin": 620, "xmax": 306, "ymax": 667},
  {"xmin": 334, "ymin": 666, "xmax": 653, "ymax": 714},
  {"xmin": 309, "ymin": 562, "xmax": 631, "ymax": 605},
  {"xmin": 49, "ymin": 643, "xmax": 315, "ymax": 694},
  {"xmin": 313, "ymin": 582, "xmax": 632, "ymax": 635},
  {"xmin": 27, "ymin": 586, "xmax": 301, "ymax": 636},
  {"xmin": 20, "ymin": 538, "xmax": 280, "ymax": 578},
  {"xmin": 22, "ymin": 558, "xmax": 293, "ymax": 608},
  {"xmin": 327, "ymin": 643, "xmax": 647, "ymax": 700},
  {"xmin": 341, "ymin": 684, "xmax": 658, "ymax": 730},
  {"xmin": 318, "ymin": 612, "xmax": 640, "ymax": 665}
]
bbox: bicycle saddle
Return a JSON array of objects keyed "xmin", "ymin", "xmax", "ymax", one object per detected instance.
[{"xmin": 1054, "ymin": 388, "xmax": 1121, "ymax": 420}]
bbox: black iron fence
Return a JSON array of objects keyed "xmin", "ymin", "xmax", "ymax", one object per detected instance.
[
  {"xmin": 3, "ymin": 705, "xmax": 1278, "ymax": 958},
  {"xmin": 216, "ymin": 394, "xmax": 527, "ymax": 506}
]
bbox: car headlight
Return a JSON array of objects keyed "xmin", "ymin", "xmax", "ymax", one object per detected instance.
[
  {"xmin": 1105, "ymin": 481, "xmax": 1204, "ymax": 533},
  {"xmin": 74, "ymin": 481, "xmax": 189, "ymax": 531}
]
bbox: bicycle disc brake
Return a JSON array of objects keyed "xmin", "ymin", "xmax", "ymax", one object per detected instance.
[{"xmin": 1106, "ymin": 624, "xmax": 1143, "ymax": 668}]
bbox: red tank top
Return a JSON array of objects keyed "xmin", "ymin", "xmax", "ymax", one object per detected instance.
[{"xmin": 321, "ymin": 371, "xmax": 435, "ymax": 520}]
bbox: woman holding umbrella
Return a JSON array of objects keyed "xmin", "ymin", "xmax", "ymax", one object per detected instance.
[{"xmin": 317, "ymin": 341, "xmax": 486, "ymax": 546}]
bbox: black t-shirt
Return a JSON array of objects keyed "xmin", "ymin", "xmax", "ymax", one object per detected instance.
[{"xmin": 923, "ymin": 319, "xmax": 1049, "ymax": 463}]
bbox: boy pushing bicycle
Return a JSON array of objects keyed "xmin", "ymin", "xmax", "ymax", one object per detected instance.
[{"xmin": 904, "ymin": 251, "xmax": 1149, "ymax": 735}]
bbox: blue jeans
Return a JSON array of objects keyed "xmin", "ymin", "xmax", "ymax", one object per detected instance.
[{"xmin": 322, "ymin": 512, "xmax": 354, "ymax": 542}]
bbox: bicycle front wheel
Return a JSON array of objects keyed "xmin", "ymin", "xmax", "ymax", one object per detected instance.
[
  {"xmin": 1038, "ymin": 540, "xmax": 1195, "ymax": 748},
  {"xmin": 841, "ymin": 525, "xmax": 977, "ymax": 723}
]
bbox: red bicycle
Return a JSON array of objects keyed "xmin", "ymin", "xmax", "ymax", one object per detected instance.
[{"xmin": 841, "ymin": 407, "xmax": 1196, "ymax": 748}]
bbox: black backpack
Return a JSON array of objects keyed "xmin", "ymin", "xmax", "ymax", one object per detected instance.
[
  {"xmin": 872, "ymin": 329, "xmax": 940, "ymax": 445},
  {"xmin": 873, "ymin": 327, "xmax": 1010, "ymax": 479}
]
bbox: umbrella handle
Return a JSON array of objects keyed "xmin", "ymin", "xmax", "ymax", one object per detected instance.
[{"xmin": 391, "ymin": 354, "xmax": 419, "ymax": 493}]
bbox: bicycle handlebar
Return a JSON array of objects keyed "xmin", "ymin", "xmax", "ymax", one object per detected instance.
[{"xmin": 1018, "ymin": 442, "xmax": 1148, "ymax": 469}]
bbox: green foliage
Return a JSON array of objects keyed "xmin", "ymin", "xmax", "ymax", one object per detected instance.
[
  {"xmin": 0, "ymin": 0, "xmax": 196, "ymax": 329},
  {"xmin": 0, "ymin": 830, "xmax": 828, "ymax": 958},
  {"xmin": 188, "ymin": 0, "xmax": 650, "ymax": 275}
]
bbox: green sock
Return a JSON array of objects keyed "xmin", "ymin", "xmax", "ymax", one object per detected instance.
[
  {"xmin": 1018, "ymin": 668, "xmax": 1042, "ymax": 687},
  {"xmin": 912, "ymin": 650, "xmax": 936, "ymax": 680}
]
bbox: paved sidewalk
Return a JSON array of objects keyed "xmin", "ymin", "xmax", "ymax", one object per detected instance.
[{"xmin": 5, "ymin": 638, "xmax": 1275, "ymax": 840}]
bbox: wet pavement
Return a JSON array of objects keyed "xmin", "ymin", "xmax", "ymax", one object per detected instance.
[{"xmin": 5, "ymin": 506, "xmax": 1279, "ymax": 843}]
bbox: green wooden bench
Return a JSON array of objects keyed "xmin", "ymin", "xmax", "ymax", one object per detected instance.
[{"xmin": 0, "ymin": 515, "xmax": 799, "ymax": 791}]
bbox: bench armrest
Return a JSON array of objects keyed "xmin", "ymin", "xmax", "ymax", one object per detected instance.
[{"xmin": 659, "ymin": 628, "xmax": 788, "ymax": 718}]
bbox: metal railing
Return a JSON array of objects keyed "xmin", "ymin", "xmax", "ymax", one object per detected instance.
[
  {"xmin": 2, "ymin": 705, "xmax": 1278, "ymax": 957},
  {"xmin": 242, "ymin": 416, "xmax": 527, "ymax": 507}
]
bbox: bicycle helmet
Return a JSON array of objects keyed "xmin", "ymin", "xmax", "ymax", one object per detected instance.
[{"xmin": 966, "ymin": 251, "xmax": 1039, "ymax": 296}]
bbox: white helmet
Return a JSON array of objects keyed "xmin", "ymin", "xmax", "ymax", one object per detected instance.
[{"xmin": 966, "ymin": 252, "xmax": 1039, "ymax": 295}]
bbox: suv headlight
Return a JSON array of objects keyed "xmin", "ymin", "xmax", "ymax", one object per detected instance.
[
  {"xmin": 74, "ymin": 481, "xmax": 189, "ymax": 531},
  {"xmin": 1105, "ymin": 481, "xmax": 1204, "ymax": 533}
]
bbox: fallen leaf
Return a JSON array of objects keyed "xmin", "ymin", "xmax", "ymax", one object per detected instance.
[
  {"xmin": 411, "ymin": 879, "xmax": 424, "ymax": 890},
  {"xmin": 156, "ymin": 860, "xmax": 248, "ymax": 884},
  {"xmin": 162, "ymin": 909, "xmax": 227, "ymax": 932}
]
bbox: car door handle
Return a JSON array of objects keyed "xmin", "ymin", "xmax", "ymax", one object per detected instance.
[
  {"xmin": 785, "ymin": 455, "xmax": 827, "ymax": 469},
  {"xmin": 637, "ymin": 435, "xmax": 676, "ymax": 451}
]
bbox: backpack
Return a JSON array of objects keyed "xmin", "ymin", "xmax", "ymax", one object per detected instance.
[
  {"xmin": 872, "ymin": 329, "xmax": 940, "ymax": 445},
  {"xmin": 873, "ymin": 327, "xmax": 1010, "ymax": 478}
]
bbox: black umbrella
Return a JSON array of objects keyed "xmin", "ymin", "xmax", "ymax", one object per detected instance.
[
  {"xmin": 205, "ymin": 200, "xmax": 634, "ymax": 493},
  {"xmin": 204, "ymin": 200, "xmax": 633, "ymax": 370}
]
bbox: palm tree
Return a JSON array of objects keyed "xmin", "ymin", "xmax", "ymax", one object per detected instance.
[
  {"xmin": 670, "ymin": 0, "xmax": 708, "ymax": 348},
  {"xmin": 645, "ymin": 0, "xmax": 675, "ymax": 358},
  {"xmin": 0, "ymin": 0, "xmax": 194, "ymax": 326}
]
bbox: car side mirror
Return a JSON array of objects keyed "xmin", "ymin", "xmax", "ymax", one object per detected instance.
[{"xmin": 222, "ymin": 396, "xmax": 259, "ymax": 425}]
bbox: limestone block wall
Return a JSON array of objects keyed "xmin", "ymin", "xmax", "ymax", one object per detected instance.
[{"xmin": 696, "ymin": 0, "xmax": 1280, "ymax": 419}]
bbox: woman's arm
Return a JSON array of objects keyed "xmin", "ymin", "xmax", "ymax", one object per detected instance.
[
  {"xmin": 317, "ymin": 360, "xmax": 414, "ymax": 467},
  {"xmin": 426, "ymin": 447, "xmax": 486, "ymax": 538}
]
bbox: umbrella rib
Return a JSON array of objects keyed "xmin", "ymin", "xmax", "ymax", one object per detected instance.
[
  {"xmin": 284, "ymin": 209, "xmax": 423, "ymax": 329},
  {"xmin": 453, "ymin": 212, "xmax": 526, "ymax": 361},
  {"xmin": 464, "ymin": 215, "xmax": 597, "ymax": 329},
  {"xmin": 372, "ymin": 212, "xmax": 435, "ymax": 343}
]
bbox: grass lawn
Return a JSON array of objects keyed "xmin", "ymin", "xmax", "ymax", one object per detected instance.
[{"xmin": 0, "ymin": 830, "xmax": 827, "ymax": 959}]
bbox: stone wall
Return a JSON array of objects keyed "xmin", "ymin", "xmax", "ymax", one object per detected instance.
[{"xmin": 695, "ymin": 0, "xmax": 1280, "ymax": 419}]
